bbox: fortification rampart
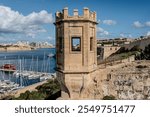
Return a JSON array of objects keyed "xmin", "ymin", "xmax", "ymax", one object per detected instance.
[{"xmin": 123, "ymin": 37, "xmax": 150, "ymax": 50}]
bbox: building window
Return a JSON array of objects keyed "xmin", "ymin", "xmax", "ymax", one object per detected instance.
[
  {"xmin": 90, "ymin": 37, "xmax": 93, "ymax": 51},
  {"xmin": 59, "ymin": 37, "xmax": 63, "ymax": 52},
  {"xmin": 71, "ymin": 37, "xmax": 81, "ymax": 51}
]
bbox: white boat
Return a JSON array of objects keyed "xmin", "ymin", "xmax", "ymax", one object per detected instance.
[
  {"xmin": 47, "ymin": 53, "xmax": 54, "ymax": 58},
  {"xmin": 40, "ymin": 75, "xmax": 50, "ymax": 81},
  {"xmin": 39, "ymin": 73, "xmax": 56, "ymax": 81},
  {"xmin": 0, "ymin": 80, "xmax": 20, "ymax": 93},
  {"xmin": 28, "ymin": 73, "xmax": 40, "ymax": 80}
]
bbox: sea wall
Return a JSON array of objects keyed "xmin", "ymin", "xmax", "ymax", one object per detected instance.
[
  {"xmin": 14, "ymin": 80, "xmax": 47, "ymax": 98},
  {"xmin": 123, "ymin": 37, "xmax": 150, "ymax": 50}
]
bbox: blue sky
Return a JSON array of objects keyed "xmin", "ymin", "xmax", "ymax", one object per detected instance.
[{"xmin": 0, "ymin": 0, "xmax": 150, "ymax": 44}]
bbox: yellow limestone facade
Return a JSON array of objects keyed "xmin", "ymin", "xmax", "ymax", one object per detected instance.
[{"xmin": 54, "ymin": 7, "xmax": 98, "ymax": 99}]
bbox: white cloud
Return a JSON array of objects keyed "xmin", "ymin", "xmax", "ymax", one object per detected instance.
[
  {"xmin": 0, "ymin": 5, "xmax": 53, "ymax": 38},
  {"xmin": 120, "ymin": 33, "xmax": 132, "ymax": 38},
  {"xmin": 48, "ymin": 36, "xmax": 54, "ymax": 40},
  {"xmin": 97, "ymin": 19, "xmax": 101, "ymax": 24},
  {"xmin": 128, "ymin": 34, "xmax": 132, "ymax": 38},
  {"xmin": 133, "ymin": 21, "xmax": 150, "ymax": 28},
  {"xmin": 103, "ymin": 20, "xmax": 116, "ymax": 25},
  {"xmin": 120, "ymin": 33, "xmax": 125, "ymax": 37},
  {"xmin": 147, "ymin": 31, "xmax": 150, "ymax": 36},
  {"xmin": 97, "ymin": 27, "xmax": 109, "ymax": 36},
  {"xmin": 133, "ymin": 21, "xmax": 144, "ymax": 28},
  {"xmin": 145, "ymin": 21, "xmax": 150, "ymax": 27},
  {"xmin": 97, "ymin": 27, "xmax": 104, "ymax": 32},
  {"xmin": 103, "ymin": 31, "xmax": 109, "ymax": 35}
]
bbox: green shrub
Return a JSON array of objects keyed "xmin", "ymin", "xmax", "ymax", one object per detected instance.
[
  {"xmin": 15, "ymin": 78, "xmax": 61, "ymax": 100},
  {"xmin": 103, "ymin": 95, "xmax": 116, "ymax": 100},
  {"xmin": 130, "ymin": 45, "xmax": 141, "ymax": 52}
]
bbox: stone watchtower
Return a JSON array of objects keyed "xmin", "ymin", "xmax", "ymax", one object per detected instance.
[{"xmin": 54, "ymin": 7, "xmax": 98, "ymax": 99}]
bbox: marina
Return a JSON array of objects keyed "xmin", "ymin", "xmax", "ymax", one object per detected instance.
[
  {"xmin": 0, "ymin": 80, "xmax": 20, "ymax": 94},
  {"xmin": 13, "ymin": 70, "xmax": 56, "ymax": 81},
  {"xmin": 0, "ymin": 48, "xmax": 56, "ymax": 95}
]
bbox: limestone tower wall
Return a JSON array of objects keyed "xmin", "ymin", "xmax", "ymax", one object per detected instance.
[{"xmin": 55, "ymin": 7, "xmax": 98, "ymax": 99}]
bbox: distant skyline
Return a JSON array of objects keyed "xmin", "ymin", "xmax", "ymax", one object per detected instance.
[{"xmin": 0, "ymin": 0, "xmax": 150, "ymax": 44}]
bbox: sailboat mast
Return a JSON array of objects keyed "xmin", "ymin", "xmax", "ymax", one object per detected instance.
[
  {"xmin": 19, "ymin": 59, "xmax": 23, "ymax": 87},
  {"xmin": 36, "ymin": 56, "xmax": 38, "ymax": 72},
  {"xmin": 43, "ymin": 52, "xmax": 46, "ymax": 72}
]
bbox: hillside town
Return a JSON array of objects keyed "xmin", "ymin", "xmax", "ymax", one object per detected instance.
[{"xmin": 0, "ymin": 41, "xmax": 55, "ymax": 51}]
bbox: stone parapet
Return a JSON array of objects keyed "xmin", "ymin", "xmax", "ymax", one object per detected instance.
[{"xmin": 55, "ymin": 7, "xmax": 97, "ymax": 24}]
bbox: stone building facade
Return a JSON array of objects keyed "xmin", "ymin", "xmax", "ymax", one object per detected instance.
[{"xmin": 54, "ymin": 7, "xmax": 98, "ymax": 99}]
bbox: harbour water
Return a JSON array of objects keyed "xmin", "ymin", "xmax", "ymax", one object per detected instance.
[{"xmin": 0, "ymin": 48, "xmax": 56, "ymax": 87}]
